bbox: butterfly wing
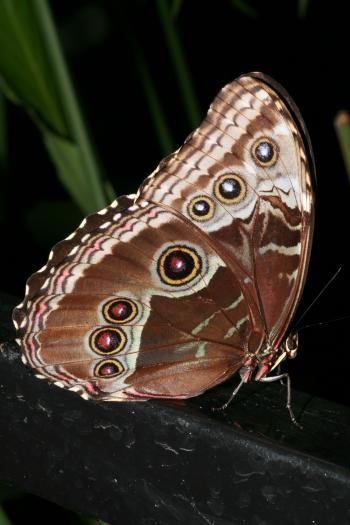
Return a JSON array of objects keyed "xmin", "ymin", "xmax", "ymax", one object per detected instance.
[
  {"xmin": 139, "ymin": 72, "xmax": 315, "ymax": 349},
  {"xmin": 13, "ymin": 72, "xmax": 314, "ymax": 401},
  {"xmin": 13, "ymin": 198, "xmax": 252, "ymax": 400}
]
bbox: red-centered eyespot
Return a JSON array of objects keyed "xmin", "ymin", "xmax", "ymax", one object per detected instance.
[
  {"xmin": 112, "ymin": 302, "xmax": 129, "ymax": 318},
  {"xmin": 157, "ymin": 245, "xmax": 202, "ymax": 286},
  {"xmin": 94, "ymin": 359, "xmax": 124, "ymax": 378},
  {"xmin": 169, "ymin": 254, "xmax": 187, "ymax": 273},
  {"xmin": 103, "ymin": 298, "xmax": 138, "ymax": 324},
  {"xmin": 90, "ymin": 327, "xmax": 126, "ymax": 355}
]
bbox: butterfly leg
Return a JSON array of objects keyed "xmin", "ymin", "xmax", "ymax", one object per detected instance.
[
  {"xmin": 260, "ymin": 373, "xmax": 303, "ymax": 429},
  {"xmin": 274, "ymin": 365, "xmax": 286, "ymax": 386},
  {"xmin": 212, "ymin": 377, "xmax": 245, "ymax": 411}
]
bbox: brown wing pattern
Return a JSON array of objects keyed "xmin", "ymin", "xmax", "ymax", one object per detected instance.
[
  {"xmin": 13, "ymin": 73, "xmax": 314, "ymax": 401},
  {"xmin": 14, "ymin": 198, "xmax": 249, "ymax": 400},
  {"xmin": 139, "ymin": 73, "xmax": 314, "ymax": 348}
]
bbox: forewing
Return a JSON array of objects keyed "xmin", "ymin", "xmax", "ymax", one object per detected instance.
[{"xmin": 138, "ymin": 73, "xmax": 315, "ymax": 347}]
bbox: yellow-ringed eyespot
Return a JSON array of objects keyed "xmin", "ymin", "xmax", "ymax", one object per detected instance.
[
  {"xmin": 90, "ymin": 327, "xmax": 126, "ymax": 355},
  {"xmin": 251, "ymin": 137, "xmax": 278, "ymax": 167},
  {"xmin": 103, "ymin": 298, "xmax": 138, "ymax": 324},
  {"xmin": 214, "ymin": 174, "xmax": 246, "ymax": 204},
  {"xmin": 157, "ymin": 245, "xmax": 202, "ymax": 286},
  {"xmin": 94, "ymin": 359, "xmax": 124, "ymax": 378},
  {"xmin": 187, "ymin": 196, "xmax": 215, "ymax": 222}
]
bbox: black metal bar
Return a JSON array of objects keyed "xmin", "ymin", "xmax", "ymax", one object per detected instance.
[{"xmin": 1, "ymin": 293, "xmax": 350, "ymax": 524}]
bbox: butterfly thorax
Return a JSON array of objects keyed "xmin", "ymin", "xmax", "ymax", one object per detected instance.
[{"xmin": 239, "ymin": 332, "xmax": 299, "ymax": 383}]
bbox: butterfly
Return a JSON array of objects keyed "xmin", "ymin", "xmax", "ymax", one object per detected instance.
[{"xmin": 12, "ymin": 72, "xmax": 315, "ymax": 418}]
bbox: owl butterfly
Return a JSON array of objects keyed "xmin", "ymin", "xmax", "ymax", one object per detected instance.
[{"xmin": 13, "ymin": 72, "xmax": 315, "ymax": 420}]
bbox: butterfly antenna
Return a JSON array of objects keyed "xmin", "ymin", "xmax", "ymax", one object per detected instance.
[
  {"xmin": 299, "ymin": 314, "xmax": 350, "ymax": 333},
  {"xmin": 294, "ymin": 266, "xmax": 342, "ymax": 330}
]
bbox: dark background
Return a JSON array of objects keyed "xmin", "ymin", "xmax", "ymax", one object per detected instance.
[
  {"xmin": 1, "ymin": 0, "xmax": 349, "ymax": 407},
  {"xmin": 1, "ymin": 1, "xmax": 350, "ymax": 523}
]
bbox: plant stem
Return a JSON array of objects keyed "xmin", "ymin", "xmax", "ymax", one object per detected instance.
[
  {"xmin": 136, "ymin": 53, "xmax": 175, "ymax": 155},
  {"xmin": 0, "ymin": 93, "xmax": 7, "ymax": 171},
  {"xmin": 335, "ymin": 110, "xmax": 350, "ymax": 184},
  {"xmin": 155, "ymin": 0, "xmax": 201, "ymax": 128},
  {"xmin": 298, "ymin": 0, "xmax": 309, "ymax": 18}
]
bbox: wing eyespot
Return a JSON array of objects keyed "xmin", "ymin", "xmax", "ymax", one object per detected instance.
[
  {"xmin": 157, "ymin": 245, "xmax": 202, "ymax": 286},
  {"xmin": 94, "ymin": 359, "xmax": 124, "ymax": 378},
  {"xmin": 187, "ymin": 196, "xmax": 215, "ymax": 222},
  {"xmin": 251, "ymin": 137, "xmax": 279, "ymax": 167},
  {"xmin": 103, "ymin": 298, "xmax": 138, "ymax": 324},
  {"xmin": 214, "ymin": 174, "xmax": 246, "ymax": 204},
  {"xmin": 90, "ymin": 327, "xmax": 126, "ymax": 355}
]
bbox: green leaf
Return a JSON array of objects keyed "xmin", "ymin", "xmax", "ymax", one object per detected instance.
[
  {"xmin": 155, "ymin": 0, "xmax": 201, "ymax": 128},
  {"xmin": 135, "ymin": 52, "xmax": 175, "ymax": 155},
  {"xmin": 104, "ymin": 180, "xmax": 117, "ymax": 203},
  {"xmin": 80, "ymin": 518, "xmax": 110, "ymax": 525},
  {"xmin": 228, "ymin": 0, "xmax": 258, "ymax": 18},
  {"xmin": 0, "ymin": 0, "xmax": 110, "ymax": 214},
  {"xmin": 298, "ymin": 0, "xmax": 310, "ymax": 18},
  {"xmin": 43, "ymin": 131, "xmax": 100, "ymax": 216},
  {"xmin": 0, "ymin": 0, "xmax": 67, "ymax": 135},
  {"xmin": 32, "ymin": 0, "xmax": 110, "ymax": 210},
  {"xmin": 0, "ymin": 506, "xmax": 12, "ymax": 525},
  {"xmin": 170, "ymin": 0, "xmax": 184, "ymax": 19},
  {"xmin": 114, "ymin": 4, "xmax": 175, "ymax": 156},
  {"xmin": 0, "ymin": 92, "xmax": 7, "ymax": 171},
  {"xmin": 335, "ymin": 110, "xmax": 350, "ymax": 184}
]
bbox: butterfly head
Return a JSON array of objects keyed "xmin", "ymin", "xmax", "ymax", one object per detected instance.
[
  {"xmin": 242, "ymin": 332, "xmax": 299, "ymax": 382},
  {"xmin": 266, "ymin": 332, "xmax": 299, "ymax": 373},
  {"xmin": 284, "ymin": 332, "xmax": 299, "ymax": 360}
]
